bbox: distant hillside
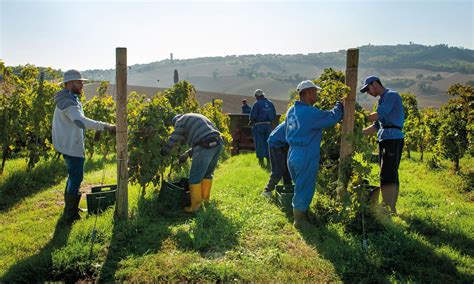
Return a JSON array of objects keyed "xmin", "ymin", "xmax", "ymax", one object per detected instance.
[
  {"xmin": 82, "ymin": 44, "xmax": 474, "ymax": 108},
  {"xmin": 83, "ymin": 83, "xmax": 290, "ymax": 114}
]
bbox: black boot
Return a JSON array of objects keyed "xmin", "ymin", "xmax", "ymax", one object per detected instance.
[{"xmin": 63, "ymin": 193, "xmax": 81, "ymax": 224}]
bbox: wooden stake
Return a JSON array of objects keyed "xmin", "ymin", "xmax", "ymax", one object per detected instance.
[
  {"xmin": 115, "ymin": 47, "xmax": 128, "ymax": 220},
  {"xmin": 337, "ymin": 48, "xmax": 359, "ymax": 199}
]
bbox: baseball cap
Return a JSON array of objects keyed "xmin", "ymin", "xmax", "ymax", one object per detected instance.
[
  {"xmin": 296, "ymin": 80, "xmax": 322, "ymax": 94},
  {"xmin": 254, "ymin": 89, "xmax": 265, "ymax": 97},
  {"xmin": 360, "ymin": 76, "xmax": 380, "ymax": 93},
  {"xmin": 172, "ymin": 114, "xmax": 183, "ymax": 126}
]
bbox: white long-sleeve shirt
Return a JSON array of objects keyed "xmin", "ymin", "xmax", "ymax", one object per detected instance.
[{"xmin": 52, "ymin": 89, "xmax": 108, "ymax": 157}]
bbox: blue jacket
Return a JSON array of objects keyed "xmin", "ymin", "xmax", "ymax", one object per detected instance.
[
  {"xmin": 250, "ymin": 98, "xmax": 276, "ymax": 123},
  {"xmin": 374, "ymin": 89, "xmax": 405, "ymax": 141},
  {"xmin": 268, "ymin": 122, "xmax": 287, "ymax": 148},
  {"xmin": 285, "ymin": 101, "xmax": 343, "ymax": 156},
  {"xmin": 242, "ymin": 104, "xmax": 251, "ymax": 114}
]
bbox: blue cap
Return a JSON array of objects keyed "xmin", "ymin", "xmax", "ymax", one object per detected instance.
[{"xmin": 360, "ymin": 76, "xmax": 380, "ymax": 93}]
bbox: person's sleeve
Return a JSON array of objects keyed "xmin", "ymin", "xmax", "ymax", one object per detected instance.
[
  {"xmin": 376, "ymin": 93, "xmax": 395, "ymax": 121},
  {"xmin": 161, "ymin": 124, "xmax": 186, "ymax": 155},
  {"xmin": 269, "ymin": 103, "xmax": 276, "ymax": 121},
  {"xmin": 250, "ymin": 103, "xmax": 258, "ymax": 121},
  {"xmin": 64, "ymin": 105, "xmax": 107, "ymax": 131},
  {"xmin": 310, "ymin": 101, "xmax": 344, "ymax": 129}
]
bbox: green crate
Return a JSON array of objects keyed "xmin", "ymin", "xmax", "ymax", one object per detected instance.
[
  {"xmin": 86, "ymin": 185, "xmax": 117, "ymax": 214},
  {"xmin": 158, "ymin": 179, "xmax": 190, "ymax": 211}
]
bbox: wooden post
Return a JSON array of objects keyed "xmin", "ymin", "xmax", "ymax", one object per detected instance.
[
  {"xmin": 115, "ymin": 47, "xmax": 128, "ymax": 220},
  {"xmin": 337, "ymin": 48, "xmax": 359, "ymax": 199}
]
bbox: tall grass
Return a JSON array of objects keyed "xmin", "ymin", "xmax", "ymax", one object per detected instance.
[{"xmin": 0, "ymin": 153, "xmax": 472, "ymax": 282}]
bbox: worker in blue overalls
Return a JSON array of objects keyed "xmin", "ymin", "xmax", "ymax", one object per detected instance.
[
  {"xmin": 285, "ymin": 80, "xmax": 343, "ymax": 228},
  {"xmin": 241, "ymin": 99, "xmax": 252, "ymax": 114},
  {"xmin": 250, "ymin": 89, "xmax": 276, "ymax": 167}
]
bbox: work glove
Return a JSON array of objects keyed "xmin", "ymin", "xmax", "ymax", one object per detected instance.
[
  {"xmin": 179, "ymin": 149, "xmax": 193, "ymax": 164},
  {"xmin": 335, "ymin": 101, "xmax": 344, "ymax": 114},
  {"xmin": 178, "ymin": 153, "xmax": 189, "ymax": 164},
  {"xmin": 104, "ymin": 124, "xmax": 116, "ymax": 135}
]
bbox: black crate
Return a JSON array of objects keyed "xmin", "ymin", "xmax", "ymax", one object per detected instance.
[{"xmin": 86, "ymin": 185, "xmax": 117, "ymax": 214}]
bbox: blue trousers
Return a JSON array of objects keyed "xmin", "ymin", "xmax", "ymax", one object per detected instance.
[
  {"xmin": 252, "ymin": 123, "xmax": 271, "ymax": 159},
  {"xmin": 287, "ymin": 147, "xmax": 319, "ymax": 212},
  {"xmin": 189, "ymin": 142, "xmax": 223, "ymax": 184},
  {"xmin": 63, "ymin": 154, "xmax": 85, "ymax": 195}
]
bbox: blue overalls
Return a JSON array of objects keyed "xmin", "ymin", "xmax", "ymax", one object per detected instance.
[
  {"xmin": 285, "ymin": 101, "xmax": 343, "ymax": 211},
  {"xmin": 242, "ymin": 104, "xmax": 251, "ymax": 114},
  {"xmin": 250, "ymin": 98, "xmax": 276, "ymax": 159}
]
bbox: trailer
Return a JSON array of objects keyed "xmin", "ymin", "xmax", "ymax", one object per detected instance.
[{"xmin": 228, "ymin": 114, "xmax": 281, "ymax": 155}]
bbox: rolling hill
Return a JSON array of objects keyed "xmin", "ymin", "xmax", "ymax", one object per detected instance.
[
  {"xmin": 83, "ymin": 83, "xmax": 291, "ymax": 114},
  {"xmin": 82, "ymin": 44, "xmax": 474, "ymax": 109}
]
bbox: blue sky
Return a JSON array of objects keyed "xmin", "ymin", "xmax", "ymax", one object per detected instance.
[{"xmin": 1, "ymin": 0, "xmax": 473, "ymax": 71}]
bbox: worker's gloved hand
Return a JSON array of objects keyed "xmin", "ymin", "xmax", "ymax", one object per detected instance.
[
  {"xmin": 335, "ymin": 101, "xmax": 344, "ymax": 113},
  {"xmin": 104, "ymin": 124, "xmax": 116, "ymax": 135},
  {"xmin": 94, "ymin": 131, "xmax": 101, "ymax": 141},
  {"xmin": 178, "ymin": 153, "xmax": 188, "ymax": 164}
]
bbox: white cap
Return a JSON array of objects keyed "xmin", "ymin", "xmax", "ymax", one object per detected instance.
[
  {"xmin": 254, "ymin": 89, "xmax": 265, "ymax": 96},
  {"xmin": 61, "ymin": 69, "xmax": 88, "ymax": 84},
  {"xmin": 296, "ymin": 80, "xmax": 321, "ymax": 94}
]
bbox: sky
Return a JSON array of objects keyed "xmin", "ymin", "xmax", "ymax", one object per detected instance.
[{"xmin": 1, "ymin": 0, "xmax": 473, "ymax": 71}]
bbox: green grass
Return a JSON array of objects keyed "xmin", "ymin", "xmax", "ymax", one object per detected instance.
[{"xmin": 0, "ymin": 153, "xmax": 472, "ymax": 282}]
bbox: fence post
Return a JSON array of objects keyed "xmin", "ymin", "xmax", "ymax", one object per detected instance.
[
  {"xmin": 115, "ymin": 47, "xmax": 128, "ymax": 220},
  {"xmin": 337, "ymin": 48, "xmax": 359, "ymax": 199}
]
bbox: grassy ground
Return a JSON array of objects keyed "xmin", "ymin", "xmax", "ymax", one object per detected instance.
[{"xmin": 0, "ymin": 153, "xmax": 472, "ymax": 282}]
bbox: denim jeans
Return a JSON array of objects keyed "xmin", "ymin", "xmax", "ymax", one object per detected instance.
[
  {"xmin": 188, "ymin": 142, "xmax": 223, "ymax": 184},
  {"xmin": 63, "ymin": 154, "xmax": 85, "ymax": 195}
]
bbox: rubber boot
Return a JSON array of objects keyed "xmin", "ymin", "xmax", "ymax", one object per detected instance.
[
  {"xmin": 381, "ymin": 184, "xmax": 397, "ymax": 214},
  {"xmin": 202, "ymin": 179, "xmax": 212, "ymax": 203},
  {"xmin": 184, "ymin": 183, "xmax": 202, "ymax": 213},
  {"xmin": 64, "ymin": 193, "xmax": 81, "ymax": 224},
  {"xmin": 293, "ymin": 208, "xmax": 311, "ymax": 229}
]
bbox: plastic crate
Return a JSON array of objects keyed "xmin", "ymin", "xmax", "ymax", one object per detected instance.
[
  {"xmin": 86, "ymin": 185, "xmax": 117, "ymax": 214},
  {"xmin": 158, "ymin": 178, "xmax": 191, "ymax": 211}
]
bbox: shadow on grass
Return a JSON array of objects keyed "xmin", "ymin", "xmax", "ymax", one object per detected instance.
[
  {"xmin": 99, "ymin": 193, "xmax": 239, "ymax": 281},
  {"xmin": 1, "ymin": 218, "xmax": 73, "ymax": 282},
  {"xmin": 0, "ymin": 157, "xmax": 108, "ymax": 213},
  {"xmin": 98, "ymin": 193, "xmax": 179, "ymax": 281},
  {"xmin": 174, "ymin": 201, "xmax": 239, "ymax": 256},
  {"xmin": 296, "ymin": 209, "xmax": 469, "ymax": 282},
  {"xmin": 402, "ymin": 215, "xmax": 474, "ymax": 258}
]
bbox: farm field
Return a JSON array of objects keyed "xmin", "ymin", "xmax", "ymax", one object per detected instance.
[{"xmin": 0, "ymin": 153, "xmax": 472, "ymax": 282}]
